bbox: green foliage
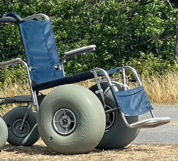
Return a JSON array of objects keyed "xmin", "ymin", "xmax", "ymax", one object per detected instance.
[
  {"xmin": 0, "ymin": 65, "xmax": 27, "ymax": 88},
  {"xmin": 126, "ymin": 52, "xmax": 177, "ymax": 77},
  {"xmin": 0, "ymin": 0, "xmax": 177, "ymax": 84}
]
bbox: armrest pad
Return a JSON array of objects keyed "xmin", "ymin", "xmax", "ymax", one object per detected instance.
[
  {"xmin": 64, "ymin": 45, "xmax": 96, "ymax": 58},
  {"xmin": 0, "ymin": 58, "xmax": 22, "ymax": 68}
]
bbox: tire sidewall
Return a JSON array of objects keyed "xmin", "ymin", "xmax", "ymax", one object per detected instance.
[
  {"xmin": 38, "ymin": 84, "xmax": 106, "ymax": 154},
  {"xmin": 0, "ymin": 117, "xmax": 8, "ymax": 149},
  {"xmin": 90, "ymin": 81, "xmax": 140, "ymax": 149},
  {"xmin": 39, "ymin": 97, "xmax": 93, "ymax": 146}
]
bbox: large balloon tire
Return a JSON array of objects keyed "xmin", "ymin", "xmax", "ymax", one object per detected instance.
[
  {"xmin": 89, "ymin": 81, "xmax": 140, "ymax": 149},
  {"xmin": 3, "ymin": 106, "xmax": 39, "ymax": 146},
  {"xmin": 0, "ymin": 117, "xmax": 8, "ymax": 149},
  {"xmin": 37, "ymin": 84, "xmax": 106, "ymax": 154}
]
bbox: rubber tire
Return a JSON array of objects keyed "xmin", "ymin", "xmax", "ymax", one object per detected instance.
[
  {"xmin": 37, "ymin": 84, "xmax": 106, "ymax": 154},
  {"xmin": 0, "ymin": 117, "xmax": 8, "ymax": 149},
  {"xmin": 3, "ymin": 106, "xmax": 39, "ymax": 146},
  {"xmin": 89, "ymin": 81, "xmax": 140, "ymax": 149}
]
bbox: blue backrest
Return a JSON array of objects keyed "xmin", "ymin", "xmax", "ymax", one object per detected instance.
[{"xmin": 18, "ymin": 20, "xmax": 64, "ymax": 86}]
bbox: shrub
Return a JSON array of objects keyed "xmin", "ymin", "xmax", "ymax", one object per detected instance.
[{"xmin": 0, "ymin": 0, "xmax": 177, "ymax": 84}]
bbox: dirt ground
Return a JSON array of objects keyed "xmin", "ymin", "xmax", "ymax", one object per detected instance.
[{"xmin": 0, "ymin": 140, "xmax": 178, "ymax": 161}]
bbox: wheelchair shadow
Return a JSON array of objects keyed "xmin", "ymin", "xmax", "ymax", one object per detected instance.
[
  {"xmin": 3, "ymin": 143, "xmax": 58, "ymax": 156},
  {"xmin": 2, "ymin": 142, "xmax": 107, "ymax": 156}
]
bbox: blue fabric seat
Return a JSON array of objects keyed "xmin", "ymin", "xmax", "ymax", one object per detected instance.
[
  {"xmin": 111, "ymin": 86, "xmax": 153, "ymax": 116},
  {"xmin": 18, "ymin": 19, "xmax": 96, "ymax": 90},
  {"xmin": 19, "ymin": 20, "xmax": 63, "ymax": 86},
  {"xmin": 18, "ymin": 19, "xmax": 120, "ymax": 91}
]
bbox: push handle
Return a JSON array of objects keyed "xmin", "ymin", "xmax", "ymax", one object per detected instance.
[
  {"xmin": 6, "ymin": 12, "xmax": 22, "ymax": 22},
  {"xmin": 0, "ymin": 12, "xmax": 49, "ymax": 23},
  {"xmin": 0, "ymin": 12, "xmax": 22, "ymax": 23}
]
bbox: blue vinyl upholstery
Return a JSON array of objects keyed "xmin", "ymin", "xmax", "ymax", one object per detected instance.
[
  {"xmin": 111, "ymin": 86, "xmax": 153, "ymax": 116},
  {"xmin": 19, "ymin": 20, "xmax": 64, "ymax": 86},
  {"xmin": 18, "ymin": 19, "xmax": 119, "ymax": 91}
]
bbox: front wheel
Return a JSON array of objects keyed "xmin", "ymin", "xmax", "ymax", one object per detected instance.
[
  {"xmin": 3, "ymin": 106, "xmax": 39, "ymax": 146},
  {"xmin": 37, "ymin": 84, "xmax": 106, "ymax": 154},
  {"xmin": 0, "ymin": 117, "xmax": 8, "ymax": 149},
  {"xmin": 89, "ymin": 81, "xmax": 140, "ymax": 149}
]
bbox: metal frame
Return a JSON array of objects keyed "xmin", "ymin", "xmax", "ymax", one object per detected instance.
[
  {"xmin": 91, "ymin": 67, "xmax": 170, "ymax": 128},
  {"xmin": 0, "ymin": 58, "xmax": 38, "ymax": 109},
  {"xmin": 22, "ymin": 13, "xmax": 50, "ymax": 21}
]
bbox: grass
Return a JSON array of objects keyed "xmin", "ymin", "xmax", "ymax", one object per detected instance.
[
  {"xmin": 2, "ymin": 72, "xmax": 178, "ymax": 104},
  {"xmin": 0, "ymin": 140, "xmax": 178, "ymax": 161},
  {"xmin": 1, "ymin": 72, "xmax": 178, "ymax": 115},
  {"xmin": 142, "ymin": 72, "xmax": 178, "ymax": 104},
  {"xmin": 0, "ymin": 72, "xmax": 178, "ymax": 160}
]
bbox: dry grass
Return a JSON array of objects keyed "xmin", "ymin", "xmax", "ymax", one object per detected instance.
[
  {"xmin": 142, "ymin": 72, "xmax": 178, "ymax": 104},
  {"xmin": 0, "ymin": 79, "xmax": 96, "ymax": 115},
  {"xmin": 0, "ymin": 140, "xmax": 178, "ymax": 161},
  {"xmin": 0, "ymin": 73, "xmax": 178, "ymax": 160},
  {"xmin": 1, "ymin": 72, "xmax": 178, "ymax": 113},
  {"xmin": 0, "ymin": 83, "xmax": 54, "ymax": 115}
]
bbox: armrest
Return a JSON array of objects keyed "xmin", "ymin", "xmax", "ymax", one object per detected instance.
[
  {"xmin": 0, "ymin": 58, "xmax": 22, "ymax": 68},
  {"xmin": 61, "ymin": 45, "xmax": 96, "ymax": 64},
  {"xmin": 64, "ymin": 45, "xmax": 96, "ymax": 58}
]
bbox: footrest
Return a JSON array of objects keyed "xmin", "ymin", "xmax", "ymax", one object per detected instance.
[{"xmin": 130, "ymin": 117, "xmax": 170, "ymax": 128}]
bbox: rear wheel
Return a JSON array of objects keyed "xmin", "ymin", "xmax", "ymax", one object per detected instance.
[
  {"xmin": 0, "ymin": 117, "xmax": 8, "ymax": 149},
  {"xmin": 89, "ymin": 81, "xmax": 140, "ymax": 149},
  {"xmin": 3, "ymin": 106, "xmax": 39, "ymax": 146},
  {"xmin": 37, "ymin": 84, "xmax": 106, "ymax": 154}
]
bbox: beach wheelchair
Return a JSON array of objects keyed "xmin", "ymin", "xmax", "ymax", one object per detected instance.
[{"xmin": 0, "ymin": 12, "xmax": 170, "ymax": 154}]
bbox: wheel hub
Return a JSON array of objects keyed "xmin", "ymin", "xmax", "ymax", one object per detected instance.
[
  {"xmin": 105, "ymin": 105, "xmax": 116, "ymax": 130},
  {"xmin": 53, "ymin": 108, "xmax": 77, "ymax": 135},
  {"xmin": 12, "ymin": 119, "xmax": 30, "ymax": 138},
  {"xmin": 59, "ymin": 115, "xmax": 71, "ymax": 128}
]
